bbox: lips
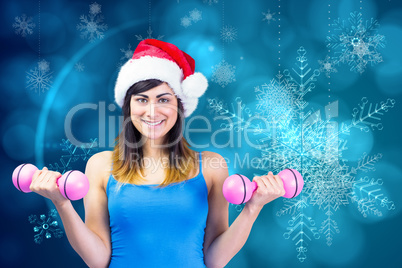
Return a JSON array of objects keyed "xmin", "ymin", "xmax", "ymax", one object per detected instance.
[{"xmin": 141, "ymin": 119, "xmax": 164, "ymax": 126}]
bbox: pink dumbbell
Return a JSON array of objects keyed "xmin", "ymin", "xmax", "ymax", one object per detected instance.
[
  {"xmin": 12, "ymin": 163, "xmax": 89, "ymax": 201},
  {"xmin": 222, "ymin": 168, "xmax": 304, "ymax": 204}
]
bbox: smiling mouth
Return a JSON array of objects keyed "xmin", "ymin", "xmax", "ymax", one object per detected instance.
[{"xmin": 141, "ymin": 119, "xmax": 164, "ymax": 126}]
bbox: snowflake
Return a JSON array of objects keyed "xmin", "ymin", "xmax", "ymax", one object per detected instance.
[
  {"xmin": 255, "ymin": 73, "xmax": 296, "ymax": 121},
  {"xmin": 28, "ymin": 209, "xmax": 63, "ymax": 244},
  {"xmin": 120, "ymin": 44, "xmax": 133, "ymax": 61},
  {"xmin": 48, "ymin": 139, "xmax": 98, "ymax": 174},
  {"xmin": 89, "ymin": 2, "xmax": 102, "ymax": 15},
  {"xmin": 180, "ymin": 9, "xmax": 202, "ymax": 28},
  {"xmin": 26, "ymin": 59, "xmax": 53, "ymax": 95},
  {"xmin": 262, "ymin": 9, "xmax": 276, "ymax": 24},
  {"xmin": 220, "ymin": 25, "xmax": 237, "ymax": 43},
  {"xmin": 203, "ymin": 0, "xmax": 218, "ymax": 5},
  {"xmin": 38, "ymin": 59, "xmax": 50, "ymax": 73},
  {"xmin": 352, "ymin": 174, "xmax": 395, "ymax": 218},
  {"xmin": 189, "ymin": 9, "xmax": 202, "ymax": 23},
  {"xmin": 77, "ymin": 2, "xmax": 108, "ymax": 43},
  {"xmin": 318, "ymin": 55, "xmax": 338, "ymax": 78},
  {"xmin": 208, "ymin": 47, "xmax": 396, "ymax": 261},
  {"xmin": 207, "ymin": 97, "xmax": 261, "ymax": 133},
  {"xmin": 13, "ymin": 14, "xmax": 35, "ymax": 37},
  {"xmin": 211, "ymin": 59, "xmax": 236, "ymax": 88},
  {"xmin": 180, "ymin": 16, "xmax": 192, "ymax": 28},
  {"xmin": 327, "ymin": 12, "xmax": 385, "ymax": 74},
  {"xmin": 135, "ymin": 26, "xmax": 164, "ymax": 41},
  {"xmin": 74, "ymin": 62, "xmax": 85, "ymax": 72},
  {"xmin": 117, "ymin": 44, "xmax": 134, "ymax": 68}
]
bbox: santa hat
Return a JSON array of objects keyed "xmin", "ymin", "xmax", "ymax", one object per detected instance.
[{"xmin": 114, "ymin": 39, "xmax": 208, "ymax": 117}]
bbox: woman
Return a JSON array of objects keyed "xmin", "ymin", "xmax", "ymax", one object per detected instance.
[{"xmin": 30, "ymin": 39, "xmax": 285, "ymax": 267}]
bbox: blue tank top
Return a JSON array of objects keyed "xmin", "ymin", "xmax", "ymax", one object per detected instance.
[{"xmin": 106, "ymin": 152, "xmax": 208, "ymax": 267}]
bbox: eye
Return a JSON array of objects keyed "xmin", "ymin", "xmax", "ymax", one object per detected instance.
[
  {"xmin": 137, "ymin": 98, "xmax": 147, "ymax": 103},
  {"xmin": 159, "ymin": 98, "xmax": 169, "ymax": 103}
]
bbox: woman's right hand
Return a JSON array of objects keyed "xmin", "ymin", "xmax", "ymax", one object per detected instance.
[{"xmin": 30, "ymin": 167, "xmax": 69, "ymax": 206}]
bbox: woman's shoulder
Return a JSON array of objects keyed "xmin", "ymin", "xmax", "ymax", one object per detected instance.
[
  {"xmin": 200, "ymin": 151, "xmax": 229, "ymax": 185},
  {"xmin": 86, "ymin": 150, "xmax": 113, "ymax": 189},
  {"xmin": 87, "ymin": 150, "xmax": 113, "ymax": 167}
]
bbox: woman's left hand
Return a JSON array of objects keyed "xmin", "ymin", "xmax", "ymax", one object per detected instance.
[{"xmin": 246, "ymin": 171, "xmax": 286, "ymax": 211}]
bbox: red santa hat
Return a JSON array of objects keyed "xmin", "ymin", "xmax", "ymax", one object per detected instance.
[{"xmin": 114, "ymin": 39, "xmax": 208, "ymax": 117}]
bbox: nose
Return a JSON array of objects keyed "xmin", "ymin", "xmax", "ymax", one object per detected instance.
[{"xmin": 145, "ymin": 101, "xmax": 160, "ymax": 118}]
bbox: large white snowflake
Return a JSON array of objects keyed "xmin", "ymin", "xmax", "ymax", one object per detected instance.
[
  {"xmin": 26, "ymin": 59, "xmax": 53, "ymax": 95},
  {"xmin": 12, "ymin": 14, "xmax": 35, "ymax": 37},
  {"xmin": 208, "ymin": 47, "xmax": 395, "ymax": 262},
  {"xmin": 327, "ymin": 12, "xmax": 385, "ymax": 74},
  {"xmin": 211, "ymin": 59, "xmax": 236, "ymax": 88},
  {"xmin": 77, "ymin": 2, "xmax": 108, "ymax": 43}
]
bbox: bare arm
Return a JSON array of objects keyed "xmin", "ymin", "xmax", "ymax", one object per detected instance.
[
  {"xmin": 203, "ymin": 153, "xmax": 284, "ymax": 268},
  {"xmin": 30, "ymin": 151, "xmax": 112, "ymax": 268}
]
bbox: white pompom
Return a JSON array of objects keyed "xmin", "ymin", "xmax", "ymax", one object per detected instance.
[{"xmin": 181, "ymin": 72, "xmax": 208, "ymax": 98}]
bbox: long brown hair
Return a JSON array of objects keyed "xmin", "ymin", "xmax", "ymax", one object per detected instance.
[{"xmin": 112, "ymin": 79, "xmax": 197, "ymax": 187}]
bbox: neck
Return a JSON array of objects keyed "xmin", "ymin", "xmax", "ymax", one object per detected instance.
[{"xmin": 142, "ymin": 138, "xmax": 168, "ymax": 159}]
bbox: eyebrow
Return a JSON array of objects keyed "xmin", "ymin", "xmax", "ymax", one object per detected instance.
[{"xmin": 134, "ymin": 93, "xmax": 173, "ymax": 98}]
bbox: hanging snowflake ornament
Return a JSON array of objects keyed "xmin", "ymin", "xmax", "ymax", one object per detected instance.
[
  {"xmin": 211, "ymin": 59, "xmax": 236, "ymax": 88},
  {"xmin": 220, "ymin": 25, "xmax": 237, "ymax": 43},
  {"xmin": 26, "ymin": 59, "xmax": 53, "ymax": 95},
  {"xmin": 255, "ymin": 72, "xmax": 296, "ymax": 121},
  {"xmin": 77, "ymin": 2, "xmax": 108, "ymax": 43},
  {"xmin": 28, "ymin": 209, "xmax": 63, "ymax": 244},
  {"xmin": 135, "ymin": 26, "xmax": 164, "ymax": 41},
  {"xmin": 318, "ymin": 55, "xmax": 338, "ymax": 78},
  {"xmin": 327, "ymin": 12, "xmax": 385, "ymax": 74},
  {"xmin": 12, "ymin": 14, "xmax": 35, "ymax": 37},
  {"xmin": 38, "ymin": 59, "xmax": 50, "ymax": 73}
]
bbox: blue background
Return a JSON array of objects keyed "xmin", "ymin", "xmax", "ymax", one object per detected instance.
[{"xmin": 1, "ymin": 0, "xmax": 402, "ymax": 267}]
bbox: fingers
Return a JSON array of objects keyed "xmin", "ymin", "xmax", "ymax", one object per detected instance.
[
  {"xmin": 255, "ymin": 171, "xmax": 286, "ymax": 196},
  {"xmin": 30, "ymin": 167, "xmax": 62, "ymax": 192}
]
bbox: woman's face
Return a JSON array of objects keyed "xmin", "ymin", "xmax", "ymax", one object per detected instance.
[{"xmin": 130, "ymin": 83, "xmax": 179, "ymax": 142}]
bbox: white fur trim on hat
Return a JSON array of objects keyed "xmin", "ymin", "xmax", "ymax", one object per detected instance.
[
  {"xmin": 181, "ymin": 72, "xmax": 208, "ymax": 98},
  {"xmin": 181, "ymin": 97, "xmax": 199, "ymax": 118}
]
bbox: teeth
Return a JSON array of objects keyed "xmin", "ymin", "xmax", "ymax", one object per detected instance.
[{"xmin": 143, "ymin": 120, "xmax": 163, "ymax": 126}]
